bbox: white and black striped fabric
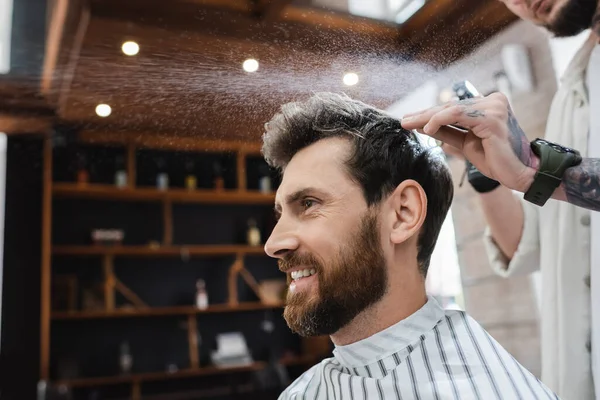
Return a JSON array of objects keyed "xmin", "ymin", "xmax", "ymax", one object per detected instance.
[{"xmin": 279, "ymin": 297, "xmax": 558, "ymax": 399}]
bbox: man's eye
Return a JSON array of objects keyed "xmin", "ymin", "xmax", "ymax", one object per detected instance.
[{"xmin": 301, "ymin": 199, "xmax": 315, "ymax": 209}]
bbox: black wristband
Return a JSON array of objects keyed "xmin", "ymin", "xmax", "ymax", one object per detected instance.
[{"xmin": 466, "ymin": 161, "xmax": 501, "ymax": 193}]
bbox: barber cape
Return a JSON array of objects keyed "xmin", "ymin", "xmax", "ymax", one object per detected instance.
[{"xmin": 279, "ymin": 297, "xmax": 556, "ymax": 399}]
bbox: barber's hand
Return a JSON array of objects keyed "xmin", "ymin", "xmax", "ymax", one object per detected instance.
[{"xmin": 401, "ymin": 92, "xmax": 539, "ymax": 193}]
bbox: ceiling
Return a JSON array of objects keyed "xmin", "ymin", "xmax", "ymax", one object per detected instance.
[{"xmin": 1, "ymin": 0, "xmax": 517, "ymax": 141}]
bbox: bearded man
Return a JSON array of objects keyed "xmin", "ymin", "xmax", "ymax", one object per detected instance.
[{"xmin": 261, "ymin": 92, "xmax": 556, "ymax": 399}]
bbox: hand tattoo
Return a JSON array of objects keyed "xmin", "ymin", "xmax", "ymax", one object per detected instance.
[
  {"xmin": 507, "ymin": 109, "xmax": 535, "ymax": 168},
  {"xmin": 563, "ymin": 158, "xmax": 600, "ymax": 212}
]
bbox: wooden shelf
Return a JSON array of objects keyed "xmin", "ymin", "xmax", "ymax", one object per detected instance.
[
  {"xmin": 52, "ymin": 183, "xmax": 276, "ymax": 205},
  {"xmin": 52, "ymin": 301, "xmax": 284, "ymax": 320},
  {"xmin": 54, "ymin": 362, "xmax": 268, "ymax": 388},
  {"xmin": 52, "ymin": 244, "xmax": 266, "ymax": 257},
  {"xmin": 54, "ymin": 354, "xmax": 319, "ymax": 389}
]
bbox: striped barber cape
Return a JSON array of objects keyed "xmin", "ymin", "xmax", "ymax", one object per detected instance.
[{"xmin": 279, "ymin": 297, "xmax": 558, "ymax": 400}]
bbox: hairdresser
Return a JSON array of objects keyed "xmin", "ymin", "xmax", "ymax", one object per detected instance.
[{"xmin": 402, "ymin": 1, "xmax": 600, "ymax": 398}]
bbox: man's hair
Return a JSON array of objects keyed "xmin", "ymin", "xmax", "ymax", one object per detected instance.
[{"xmin": 261, "ymin": 92, "xmax": 454, "ymax": 275}]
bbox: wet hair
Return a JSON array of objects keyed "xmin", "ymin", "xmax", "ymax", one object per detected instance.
[{"xmin": 261, "ymin": 92, "xmax": 453, "ymax": 275}]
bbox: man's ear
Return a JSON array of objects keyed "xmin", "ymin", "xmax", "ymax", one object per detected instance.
[{"xmin": 388, "ymin": 179, "xmax": 427, "ymax": 244}]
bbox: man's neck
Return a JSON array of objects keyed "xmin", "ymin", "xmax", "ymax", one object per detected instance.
[{"xmin": 329, "ymin": 274, "xmax": 428, "ymax": 346}]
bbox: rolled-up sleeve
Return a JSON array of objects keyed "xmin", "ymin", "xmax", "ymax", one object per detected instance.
[{"xmin": 483, "ymin": 196, "xmax": 541, "ymax": 278}]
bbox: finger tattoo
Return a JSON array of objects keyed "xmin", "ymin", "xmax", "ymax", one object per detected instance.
[{"xmin": 465, "ymin": 109, "xmax": 485, "ymax": 118}]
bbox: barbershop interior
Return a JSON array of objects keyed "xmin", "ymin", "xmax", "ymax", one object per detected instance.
[{"xmin": 1, "ymin": 0, "xmax": 598, "ymax": 399}]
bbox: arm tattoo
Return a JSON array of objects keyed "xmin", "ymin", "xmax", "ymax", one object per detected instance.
[
  {"xmin": 563, "ymin": 158, "xmax": 600, "ymax": 212},
  {"xmin": 507, "ymin": 110, "xmax": 535, "ymax": 168}
]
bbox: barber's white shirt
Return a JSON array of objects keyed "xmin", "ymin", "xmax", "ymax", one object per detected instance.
[
  {"xmin": 484, "ymin": 33, "xmax": 597, "ymax": 399},
  {"xmin": 588, "ymin": 39, "xmax": 600, "ymax": 400}
]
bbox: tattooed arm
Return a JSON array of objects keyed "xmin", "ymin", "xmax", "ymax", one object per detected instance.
[
  {"xmin": 517, "ymin": 159, "xmax": 600, "ymax": 212},
  {"xmin": 562, "ymin": 160, "xmax": 600, "ymax": 210},
  {"xmin": 506, "ymin": 106, "xmax": 600, "ymax": 211}
]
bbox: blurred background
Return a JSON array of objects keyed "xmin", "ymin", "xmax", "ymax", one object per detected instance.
[{"xmin": 0, "ymin": 0, "xmax": 589, "ymax": 399}]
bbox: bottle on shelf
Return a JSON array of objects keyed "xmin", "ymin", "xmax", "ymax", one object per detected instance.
[
  {"xmin": 185, "ymin": 158, "xmax": 197, "ymax": 191},
  {"xmin": 213, "ymin": 161, "xmax": 224, "ymax": 191},
  {"xmin": 115, "ymin": 155, "xmax": 127, "ymax": 188},
  {"xmin": 195, "ymin": 279, "xmax": 209, "ymax": 310},
  {"xmin": 258, "ymin": 164, "xmax": 272, "ymax": 194},
  {"xmin": 247, "ymin": 218, "xmax": 261, "ymax": 247},
  {"xmin": 76, "ymin": 153, "xmax": 89, "ymax": 185},
  {"xmin": 119, "ymin": 341, "xmax": 133, "ymax": 375},
  {"xmin": 156, "ymin": 157, "xmax": 169, "ymax": 191}
]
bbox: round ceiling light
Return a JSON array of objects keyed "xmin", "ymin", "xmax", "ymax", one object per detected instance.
[
  {"xmin": 243, "ymin": 59, "xmax": 259, "ymax": 73},
  {"xmin": 121, "ymin": 41, "xmax": 140, "ymax": 56},
  {"xmin": 95, "ymin": 104, "xmax": 112, "ymax": 117},
  {"xmin": 343, "ymin": 72, "xmax": 359, "ymax": 86}
]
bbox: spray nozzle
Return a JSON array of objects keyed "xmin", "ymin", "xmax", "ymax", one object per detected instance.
[{"xmin": 452, "ymin": 80, "xmax": 480, "ymax": 100}]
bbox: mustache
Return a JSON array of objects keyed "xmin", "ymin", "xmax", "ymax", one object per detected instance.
[{"xmin": 278, "ymin": 252, "xmax": 322, "ymax": 273}]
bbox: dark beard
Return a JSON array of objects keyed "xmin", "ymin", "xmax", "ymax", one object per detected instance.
[
  {"xmin": 544, "ymin": 0, "xmax": 597, "ymax": 37},
  {"xmin": 279, "ymin": 211, "xmax": 388, "ymax": 337}
]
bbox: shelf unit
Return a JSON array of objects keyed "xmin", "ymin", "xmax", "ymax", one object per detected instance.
[
  {"xmin": 56, "ymin": 363, "xmax": 268, "ymax": 389},
  {"xmin": 54, "ymin": 354, "xmax": 318, "ymax": 390},
  {"xmin": 52, "ymin": 183, "xmax": 275, "ymax": 205},
  {"xmin": 41, "ymin": 132, "xmax": 308, "ymax": 399},
  {"xmin": 52, "ymin": 301, "xmax": 284, "ymax": 320}
]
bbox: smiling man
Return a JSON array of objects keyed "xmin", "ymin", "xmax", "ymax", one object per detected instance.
[{"xmin": 261, "ymin": 92, "xmax": 557, "ymax": 399}]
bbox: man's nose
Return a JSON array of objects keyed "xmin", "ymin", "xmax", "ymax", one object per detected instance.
[{"xmin": 264, "ymin": 220, "xmax": 299, "ymax": 259}]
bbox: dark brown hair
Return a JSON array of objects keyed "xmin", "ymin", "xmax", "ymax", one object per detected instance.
[{"xmin": 261, "ymin": 92, "xmax": 453, "ymax": 275}]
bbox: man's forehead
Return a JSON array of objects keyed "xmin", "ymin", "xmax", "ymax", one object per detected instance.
[{"xmin": 275, "ymin": 138, "xmax": 353, "ymax": 202}]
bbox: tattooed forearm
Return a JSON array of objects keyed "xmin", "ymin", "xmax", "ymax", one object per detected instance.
[
  {"xmin": 507, "ymin": 110, "xmax": 535, "ymax": 168},
  {"xmin": 563, "ymin": 158, "xmax": 600, "ymax": 212}
]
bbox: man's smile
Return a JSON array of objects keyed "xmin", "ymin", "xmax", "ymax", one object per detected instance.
[{"xmin": 288, "ymin": 268, "xmax": 318, "ymax": 293}]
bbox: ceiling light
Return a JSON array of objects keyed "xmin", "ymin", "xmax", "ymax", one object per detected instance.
[
  {"xmin": 95, "ymin": 104, "xmax": 112, "ymax": 117},
  {"xmin": 243, "ymin": 59, "xmax": 259, "ymax": 73},
  {"xmin": 121, "ymin": 41, "xmax": 139, "ymax": 56},
  {"xmin": 343, "ymin": 73, "xmax": 359, "ymax": 86}
]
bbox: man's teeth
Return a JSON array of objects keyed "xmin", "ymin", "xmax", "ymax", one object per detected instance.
[{"xmin": 290, "ymin": 268, "xmax": 317, "ymax": 280}]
